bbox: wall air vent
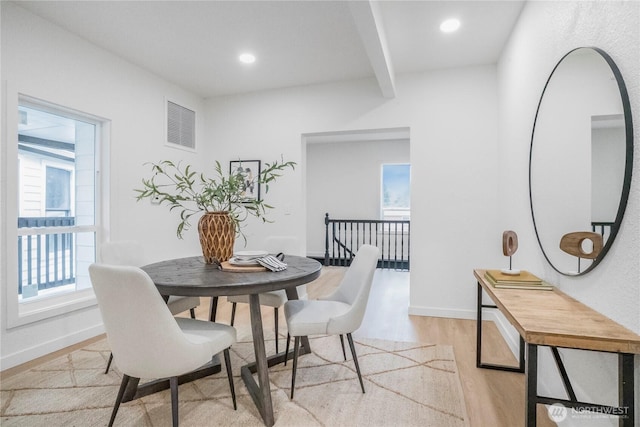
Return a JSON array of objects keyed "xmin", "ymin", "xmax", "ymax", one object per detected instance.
[{"xmin": 166, "ymin": 100, "xmax": 195, "ymax": 150}]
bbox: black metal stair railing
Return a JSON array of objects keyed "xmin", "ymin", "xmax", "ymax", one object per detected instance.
[
  {"xmin": 18, "ymin": 216, "xmax": 76, "ymax": 295},
  {"xmin": 324, "ymin": 213, "xmax": 410, "ymax": 270},
  {"xmin": 591, "ymin": 221, "xmax": 614, "ymax": 242}
]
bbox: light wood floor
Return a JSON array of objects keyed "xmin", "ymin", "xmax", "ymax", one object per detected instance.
[
  {"xmin": 305, "ymin": 267, "xmax": 554, "ymax": 427},
  {"xmin": 1, "ymin": 266, "xmax": 555, "ymax": 426}
]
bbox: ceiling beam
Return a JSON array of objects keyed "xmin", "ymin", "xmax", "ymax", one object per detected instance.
[{"xmin": 348, "ymin": 1, "xmax": 396, "ymax": 99}]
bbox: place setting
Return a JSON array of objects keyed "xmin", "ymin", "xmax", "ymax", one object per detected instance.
[{"xmin": 224, "ymin": 250, "xmax": 288, "ymax": 272}]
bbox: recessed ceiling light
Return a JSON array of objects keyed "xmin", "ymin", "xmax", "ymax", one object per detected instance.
[
  {"xmin": 440, "ymin": 18, "xmax": 461, "ymax": 33},
  {"xmin": 239, "ymin": 53, "xmax": 256, "ymax": 64}
]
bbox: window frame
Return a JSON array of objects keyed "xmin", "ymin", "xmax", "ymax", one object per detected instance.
[{"xmin": 5, "ymin": 92, "xmax": 108, "ymax": 328}]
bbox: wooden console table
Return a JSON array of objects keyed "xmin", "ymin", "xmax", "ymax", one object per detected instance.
[{"xmin": 474, "ymin": 269, "xmax": 639, "ymax": 426}]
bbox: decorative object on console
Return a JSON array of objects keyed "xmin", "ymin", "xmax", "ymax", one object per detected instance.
[
  {"xmin": 501, "ymin": 230, "xmax": 520, "ymax": 275},
  {"xmin": 484, "ymin": 269, "xmax": 552, "ymax": 291},
  {"xmin": 559, "ymin": 231, "xmax": 603, "ymax": 275},
  {"xmin": 135, "ymin": 158, "xmax": 295, "ymax": 264}
]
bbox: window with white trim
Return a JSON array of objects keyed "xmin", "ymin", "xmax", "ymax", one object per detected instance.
[{"xmin": 17, "ymin": 98, "xmax": 99, "ymax": 303}]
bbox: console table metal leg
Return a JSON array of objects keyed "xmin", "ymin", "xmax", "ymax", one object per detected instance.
[
  {"xmin": 619, "ymin": 353, "xmax": 634, "ymax": 427},
  {"xmin": 518, "ymin": 335, "xmax": 526, "ymax": 371},
  {"xmin": 551, "ymin": 347, "xmax": 576, "ymax": 402},
  {"xmin": 476, "ymin": 281, "xmax": 483, "ymax": 368},
  {"xmin": 526, "ymin": 343, "xmax": 538, "ymax": 427},
  {"xmin": 476, "ymin": 281, "xmax": 525, "ymax": 372}
]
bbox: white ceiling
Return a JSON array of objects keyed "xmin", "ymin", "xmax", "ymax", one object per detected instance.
[{"xmin": 13, "ymin": 0, "xmax": 525, "ymax": 99}]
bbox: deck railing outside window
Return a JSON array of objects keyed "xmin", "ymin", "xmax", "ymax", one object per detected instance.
[
  {"xmin": 18, "ymin": 217, "xmax": 76, "ymax": 296},
  {"xmin": 324, "ymin": 213, "xmax": 410, "ymax": 270}
]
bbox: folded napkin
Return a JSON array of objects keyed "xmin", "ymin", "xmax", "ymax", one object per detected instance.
[{"xmin": 257, "ymin": 255, "xmax": 288, "ymax": 272}]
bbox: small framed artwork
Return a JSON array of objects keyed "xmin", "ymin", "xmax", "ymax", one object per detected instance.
[{"xmin": 230, "ymin": 160, "xmax": 261, "ymax": 202}]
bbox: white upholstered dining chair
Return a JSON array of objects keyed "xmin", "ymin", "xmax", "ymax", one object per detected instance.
[
  {"xmin": 284, "ymin": 244, "xmax": 379, "ymax": 399},
  {"xmin": 100, "ymin": 240, "xmax": 201, "ymax": 373},
  {"xmin": 89, "ymin": 264, "xmax": 237, "ymax": 427},
  {"xmin": 227, "ymin": 237, "xmax": 306, "ymax": 353}
]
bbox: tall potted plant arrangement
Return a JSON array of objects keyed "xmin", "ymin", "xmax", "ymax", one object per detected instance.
[{"xmin": 135, "ymin": 158, "xmax": 295, "ymax": 264}]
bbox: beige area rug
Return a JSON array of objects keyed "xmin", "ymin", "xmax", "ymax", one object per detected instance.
[{"xmin": 1, "ymin": 330, "xmax": 469, "ymax": 427}]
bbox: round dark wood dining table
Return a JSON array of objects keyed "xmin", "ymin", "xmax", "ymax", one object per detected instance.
[{"xmin": 141, "ymin": 254, "xmax": 322, "ymax": 427}]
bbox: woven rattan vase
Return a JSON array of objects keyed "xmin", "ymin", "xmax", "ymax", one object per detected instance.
[{"xmin": 198, "ymin": 211, "xmax": 235, "ymax": 264}]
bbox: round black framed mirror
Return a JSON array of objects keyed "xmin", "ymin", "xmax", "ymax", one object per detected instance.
[{"xmin": 529, "ymin": 47, "xmax": 633, "ymax": 276}]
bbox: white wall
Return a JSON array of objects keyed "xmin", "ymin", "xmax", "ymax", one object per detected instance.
[
  {"xmin": 1, "ymin": 1, "xmax": 501, "ymax": 369},
  {"xmin": 8, "ymin": 10, "xmax": 634, "ymax": 419},
  {"xmin": 497, "ymin": 1, "xmax": 639, "ymax": 424},
  {"xmin": 306, "ymin": 138, "xmax": 409, "ymax": 258},
  {"xmin": 592, "ymin": 124, "xmax": 626, "ymax": 223},
  {"xmin": 204, "ymin": 65, "xmax": 501, "ymax": 319},
  {"xmin": 1, "ymin": 3, "xmax": 206, "ymax": 369}
]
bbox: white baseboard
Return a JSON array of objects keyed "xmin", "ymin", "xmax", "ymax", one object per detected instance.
[
  {"xmin": 408, "ymin": 305, "xmax": 522, "ymax": 359},
  {"xmin": 408, "ymin": 305, "xmax": 477, "ymax": 320},
  {"xmin": 1, "ymin": 324, "xmax": 105, "ymax": 371},
  {"xmin": 486, "ymin": 310, "xmax": 521, "ymax": 359}
]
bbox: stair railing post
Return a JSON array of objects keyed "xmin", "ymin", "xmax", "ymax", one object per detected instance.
[{"xmin": 324, "ymin": 213, "xmax": 330, "ymax": 266}]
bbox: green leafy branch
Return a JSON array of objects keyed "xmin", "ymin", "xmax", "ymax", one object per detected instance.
[{"xmin": 135, "ymin": 158, "xmax": 296, "ymax": 240}]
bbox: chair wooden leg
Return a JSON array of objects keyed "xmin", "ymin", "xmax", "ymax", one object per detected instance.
[
  {"xmin": 230, "ymin": 302, "xmax": 237, "ymax": 326},
  {"xmin": 290, "ymin": 336, "xmax": 301, "ymax": 399},
  {"xmin": 170, "ymin": 376, "xmax": 179, "ymax": 427},
  {"xmin": 284, "ymin": 333, "xmax": 290, "ymax": 366},
  {"xmin": 189, "ymin": 308, "xmax": 196, "ymax": 319},
  {"xmin": 109, "ymin": 374, "xmax": 131, "ymax": 427},
  {"xmin": 274, "ymin": 307, "xmax": 279, "ymax": 354},
  {"xmin": 339, "ymin": 334, "xmax": 347, "ymax": 361},
  {"xmin": 347, "ymin": 333, "xmax": 365, "ymax": 393},
  {"xmin": 105, "ymin": 352, "xmax": 114, "ymax": 374},
  {"xmin": 223, "ymin": 348, "xmax": 237, "ymax": 410}
]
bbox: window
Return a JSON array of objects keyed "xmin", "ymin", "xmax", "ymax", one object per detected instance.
[
  {"xmin": 17, "ymin": 98, "xmax": 99, "ymax": 303},
  {"xmin": 46, "ymin": 166, "xmax": 72, "ymax": 216},
  {"xmin": 381, "ymin": 163, "xmax": 410, "ymax": 220}
]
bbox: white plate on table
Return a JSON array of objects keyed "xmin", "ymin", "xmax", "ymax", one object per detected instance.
[
  {"xmin": 232, "ymin": 250, "xmax": 268, "ymax": 263},
  {"xmin": 228, "ymin": 257, "xmax": 262, "ymax": 266}
]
